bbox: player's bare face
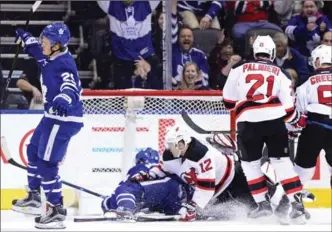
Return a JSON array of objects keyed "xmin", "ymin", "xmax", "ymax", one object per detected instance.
[
  {"xmin": 179, "ymin": 29, "xmax": 193, "ymax": 51},
  {"xmin": 183, "ymin": 64, "xmax": 198, "ymax": 85},
  {"xmin": 169, "ymin": 142, "xmax": 186, "ymax": 158},
  {"xmin": 303, "ymin": 1, "xmax": 318, "ymax": 17},
  {"xmin": 41, "ymin": 37, "xmax": 52, "ymax": 56}
]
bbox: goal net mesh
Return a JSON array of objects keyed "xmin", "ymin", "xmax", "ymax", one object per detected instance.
[{"xmin": 62, "ymin": 90, "xmax": 232, "ymax": 213}]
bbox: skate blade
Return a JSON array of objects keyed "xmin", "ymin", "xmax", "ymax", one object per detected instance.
[
  {"xmin": 248, "ymin": 210, "xmax": 273, "ymax": 219},
  {"xmin": 291, "ymin": 214, "xmax": 306, "ymax": 225},
  {"xmin": 276, "ymin": 216, "xmax": 290, "ymax": 225},
  {"xmin": 12, "ymin": 205, "xmax": 42, "ymax": 215},
  {"xmin": 35, "ymin": 221, "xmax": 66, "ymax": 229}
]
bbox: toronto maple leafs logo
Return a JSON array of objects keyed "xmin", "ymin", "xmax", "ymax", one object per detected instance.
[
  {"xmin": 58, "ymin": 28, "xmax": 64, "ymax": 35},
  {"xmin": 120, "ymin": 6, "xmax": 143, "ymax": 40}
]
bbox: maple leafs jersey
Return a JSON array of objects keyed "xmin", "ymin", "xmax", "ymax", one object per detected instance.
[
  {"xmin": 296, "ymin": 69, "xmax": 332, "ymax": 124},
  {"xmin": 223, "ymin": 60, "xmax": 296, "ymax": 123},
  {"xmin": 25, "ymin": 44, "xmax": 83, "ymax": 124},
  {"xmin": 159, "ymin": 137, "xmax": 235, "ymax": 209}
]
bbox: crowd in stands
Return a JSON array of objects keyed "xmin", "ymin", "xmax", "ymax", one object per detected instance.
[{"xmin": 1, "ymin": 0, "xmax": 332, "ymax": 108}]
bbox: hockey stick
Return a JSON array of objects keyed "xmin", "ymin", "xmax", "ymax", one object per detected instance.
[
  {"xmin": 0, "ymin": 1, "xmax": 43, "ymax": 106},
  {"xmin": 1, "ymin": 137, "xmax": 106, "ymax": 199},
  {"xmin": 181, "ymin": 110, "xmax": 236, "ymax": 134},
  {"xmin": 74, "ymin": 214, "xmax": 181, "ymax": 223}
]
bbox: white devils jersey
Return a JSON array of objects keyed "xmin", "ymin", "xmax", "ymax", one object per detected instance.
[
  {"xmin": 223, "ymin": 60, "xmax": 296, "ymax": 123},
  {"xmin": 159, "ymin": 138, "xmax": 235, "ymax": 209},
  {"xmin": 296, "ymin": 70, "xmax": 332, "ymax": 116}
]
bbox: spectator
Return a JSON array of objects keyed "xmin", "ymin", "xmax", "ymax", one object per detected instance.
[
  {"xmin": 285, "ymin": 0, "xmax": 332, "ymax": 57},
  {"xmin": 171, "ymin": 0, "xmax": 209, "ymax": 89},
  {"xmin": 177, "ymin": 1, "xmax": 224, "ymax": 30},
  {"xmin": 322, "ymin": 30, "xmax": 332, "ymax": 45},
  {"xmin": 229, "ymin": 0, "xmax": 282, "ymax": 51},
  {"xmin": 273, "ymin": 0, "xmax": 294, "ymax": 29},
  {"xmin": 208, "ymin": 31, "xmax": 241, "ymax": 90},
  {"xmin": 176, "ymin": 62, "xmax": 208, "ymax": 90},
  {"xmin": 0, "ymin": 61, "xmax": 4, "ymax": 107},
  {"xmin": 16, "ymin": 61, "xmax": 43, "ymax": 109},
  {"xmin": 97, "ymin": 1, "xmax": 162, "ymax": 89},
  {"xmin": 272, "ymin": 32, "xmax": 309, "ymax": 86}
]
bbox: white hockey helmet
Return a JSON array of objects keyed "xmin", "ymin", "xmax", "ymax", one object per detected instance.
[
  {"xmin": 253, "ymin": 35, "xmax": 276, "ymax": 61},
  {"xmin": 311, "ymin": 44, "xmax": 332, "ymax": 70},
  {"xmin": 164, "ymin": 125, "xmax": 191, "ymax": 154}
]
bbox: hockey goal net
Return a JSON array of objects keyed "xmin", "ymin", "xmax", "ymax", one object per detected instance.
[{"xmin": 65, "ymin": 89, "xmax": 234, "ymax": 214}]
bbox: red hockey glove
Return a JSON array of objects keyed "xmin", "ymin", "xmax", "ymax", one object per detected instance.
[
  {"xmin": 289, "ymin": 112, "xmax": 307, "ymax": 129},
  {"xmin": 130, "ymin": 171, "xmax": 150, "ymax": 182},
  {"xmin": 178, "ymin": 201, "xmax": 197, "ymax": 222},
  {"xmin": 181, "ymin": 168, "xmax": 197, "ymax": 185}
]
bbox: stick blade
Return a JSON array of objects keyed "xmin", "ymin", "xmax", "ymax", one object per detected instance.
[{"xmin": 32, "ymin": 1, "xmax": 43, "ymax": 12}]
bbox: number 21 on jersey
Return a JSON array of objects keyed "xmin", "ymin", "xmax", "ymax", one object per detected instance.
[{"xmin": 245, "ymin": 74, "xmax": 275, "ymax": 101}]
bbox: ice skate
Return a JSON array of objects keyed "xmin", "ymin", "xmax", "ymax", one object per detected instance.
[
  {"xmin": 35, "ymin": 204, "xmax": 67, "ymax": 229},
  {"xmin": 247, "ymin": 200, "xmax": 273, "ymax": 219},
  {"xmin": 12, "ymin": 186, "xmax": 42, "ymax": 215},
  {"xmin": 289, "ymin": 193, "xmax": 308, "ymax": 225},
  {"xmin": 274, "ymin": 195, "xmax": 291, "ymax": 225},
  {"xmin": 115, "ymin": 206, "xmax": 136, "ymax": 222}
]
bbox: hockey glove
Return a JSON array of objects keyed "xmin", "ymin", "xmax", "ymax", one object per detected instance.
[
  {"xmin": 15, "ymin": 29, "xmax": 39, "ymax": 51},
  {"xmin": 130, "ymin": 170, "xmax": 151, "ymax": 182},
  {"xmin": 288, "ymin": 111, "xmax": 307, "ymax": 129},
  {"xmin": 178, "ymin": 201, "xmax": 197, "ymax": 222},
  {"xmin": 181, "ymin": 168, "xmax": 197, "ymax": 185},
  {"xmin": 52, "ymin": 94, "xmax": 72, "ymax": 116}
]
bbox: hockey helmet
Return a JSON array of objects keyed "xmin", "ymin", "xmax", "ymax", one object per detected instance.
[
  {"xmin": 165, "ymin": 125, "xmax": 191, "ymax": 150},
  {"xmin": 311, "ymin": 44, "xmax": 332, "ymax": 69},
  {"xmin": 40, "ymin": 22, "xmax": 71, "ymax": 48},
  {"xmin": 135, "ymin": 148, "xmax": 159, "ymax": 164},
  {"xmin": 253, "ymin": 35, "xmax": 276, "ymax": 62}
]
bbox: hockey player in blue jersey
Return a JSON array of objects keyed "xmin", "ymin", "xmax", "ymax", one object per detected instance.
[
  {"xmin": 11, "ymin": 23, "xmax": 83, "ymax": 229},
  {"xmin": 101, "ymin": 148, "xmax": 193, "ymax": 222}
]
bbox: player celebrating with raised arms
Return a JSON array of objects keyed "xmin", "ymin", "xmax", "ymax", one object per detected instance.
[
  {"xmin": 222, "ymin": 35, "xmax": 308, "ymax": 224},
  {"xmin": 11, "ymin": 23, "xmax": 83, "ymax": 229},
  {"xmin": 294, "ymin": 44, "xmax": 332, "ymax": 188}
]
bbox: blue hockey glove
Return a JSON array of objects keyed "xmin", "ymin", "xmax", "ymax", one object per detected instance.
[
  {"xmin": 15, "ymin": 29, "xmax": 39, "ymax": 51},
  {"xmin": 52, "ymin": 94, "xmax": 72, "ymax": 116}
]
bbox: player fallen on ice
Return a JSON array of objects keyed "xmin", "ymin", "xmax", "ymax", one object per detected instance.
[
  {"xmin": 11, "ymin": 23, "xmax": 83, "ymax": 229},
  {"xmin": 101, "ymin": 148, "xmax": 194, "ymax": 222},
  {"xmin": 133, "ymin": 126, "xmax": 296, "ymax": 223}
]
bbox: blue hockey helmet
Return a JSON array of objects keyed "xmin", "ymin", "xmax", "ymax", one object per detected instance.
[
  {"xmin": 135, "ymin": 148, "xmax": 159, "ymax": 164},
  {"xmin": 40, "ymin": 22, "xmax": 71, "ymax": 47}
]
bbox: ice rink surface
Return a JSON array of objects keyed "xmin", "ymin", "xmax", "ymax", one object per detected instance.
[{"xmin": 1, "ymin": 208, "xmax": 331, "ymax": 231}]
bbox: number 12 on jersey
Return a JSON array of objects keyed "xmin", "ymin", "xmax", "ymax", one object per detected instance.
[{"xmin": 246, "ymin": 74, "xmax": 275, "ymax": 101}]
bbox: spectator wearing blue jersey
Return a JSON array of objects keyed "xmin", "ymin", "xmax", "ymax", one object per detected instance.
[
  {"xmin": 177, "ymin": 1, "xmax": 224, "ymax": 30},
  {"xmin": 97, "ymin": 1, "xmax": 161, "ymax": 89},
  {"xmin": 285, "ymin": 0, "xmax": 332, "ymax": 57},
  {"xmin": 171, "ymin": 0, "xmax": 209, "ymax": 90},
  {"xmin": 272, "ymin": 32, "xmax": 309, "ymax": 86}
]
